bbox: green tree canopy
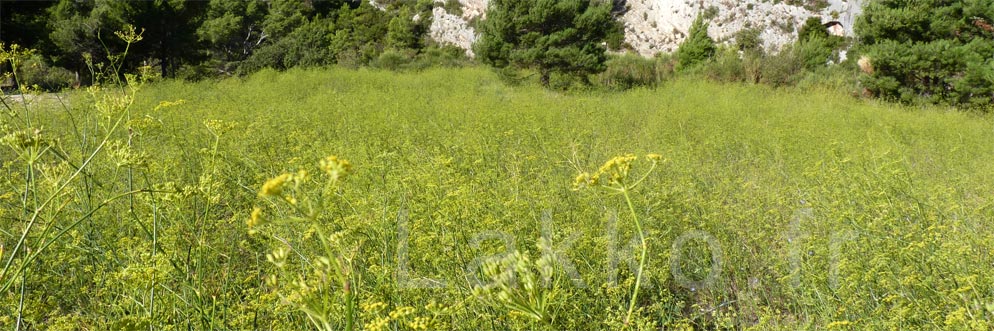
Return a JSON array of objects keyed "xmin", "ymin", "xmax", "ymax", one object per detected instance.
[
  {"xmin": 675, "ymin": 14, "xmax": 716, "ymax": 70},
  {"xmin": 46, "ymin": 0, "xmax": 204, "ymax": 78},
  {"xmin": 197, "ymin": 0, "xmax": 268, "ymax": 65},
  {"xmin": 855, "ymin": 0, "xmax": 994, "ymax": 107},
  {"xmin": 798, "ymin": 16, "xmax": 829, "ymax": 42},
  {"xmin": 386, "ymin": 8, "xmax": 419, "ymax": 50},
  {"xmin": 474, "ymin": 0, "xmax": 621, "ymax": 86}
]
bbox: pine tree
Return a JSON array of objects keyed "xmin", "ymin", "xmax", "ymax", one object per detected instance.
[
  {"xmin": 197, "ymin": 0, "xmax": 268, "ymax": 64},
  {"xmin": 675, "ymin": 14, "xmax": 717, "ymax": 70},
  {"xmin": 474, "ymin": 0, "xmax": 621, "ymax": 87},
  {"xmin": 856, "ymin": 0, "xmax": 994, "ymax": 107},
  {"xmin": 46, "ymin": 0, "xmax": 204, "ymax": 78},
  {"xmin": 386, "ymin": 8, "xmax": 418, "ymax": 50}
]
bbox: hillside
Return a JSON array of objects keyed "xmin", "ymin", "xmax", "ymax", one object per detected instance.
[{"xmin": 431, "ymin": 0, "xmax": 863, "ymax": 56}]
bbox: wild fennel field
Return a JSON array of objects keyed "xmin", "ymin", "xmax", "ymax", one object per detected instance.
[{"xmin": 2, "ymin": 67, "xmax": 994, "ymax": 330}]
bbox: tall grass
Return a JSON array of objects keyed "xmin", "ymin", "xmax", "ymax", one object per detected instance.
[{"xmin": 2, "ymin": 65, "xmax": 993, "ymax": 329}]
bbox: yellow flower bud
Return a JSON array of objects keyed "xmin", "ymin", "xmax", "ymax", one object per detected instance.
[
  {"xmin": 247, "ymin": 207, "xmax": 264, "ymax": 228},
  {"xmin": 320, "ymin": 155, "xmax": 352, "ymax": 181},
  {"xmin": 260, "ymin": 173, "xmax": 291, "ymax": 197}
]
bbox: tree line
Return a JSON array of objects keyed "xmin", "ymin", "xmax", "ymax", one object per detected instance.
[
  {"xmin": 1, "ymin": 0, "xmax": 992, "ymax": 107},
  {"xmin": 2, "ymin": 0, "xmax": 453, "ymax": 82}
]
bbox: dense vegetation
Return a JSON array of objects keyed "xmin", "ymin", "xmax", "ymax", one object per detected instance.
[
  {"xmin": 855, "ymin": 0, "xmax": 994, "ymax": 107},
  {"xmin": 474, "ymin": 0, "xmax": 621, "ymax": 87},
  {"xmin": 1, "ymin": 1, "xmax": 993, "ymax": 327},
  {"xmin": 3, "ymin": 56, "xmax": 994, "ymax": 329},
  {"xmin": 0, "ymin": 0, "xmax": 452, "ymax": 82},
  {"xmin": 674, "ymin": 14, "xmax": 717, "ymax": 70},
  {"xmin": 2, "ymin": 0, "xmax": 992, "ymax": 107}
]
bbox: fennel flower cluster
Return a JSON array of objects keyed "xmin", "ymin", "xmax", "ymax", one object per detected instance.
[
  {"xmin": 259, "ymin": 173, "xmax": 292, "ymax": 197},
  {"xmin": 250, "ymin": 156, "xmax": 352, "ymax": 230},
  {"xmin": 573, "ymin": 153, "xmax": 662, "ymax": 190},
  {"xmin": 320, "ymin": 155, "xmax": 352, "ymax": 181}
]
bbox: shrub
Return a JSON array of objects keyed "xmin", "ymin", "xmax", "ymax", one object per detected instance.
[
  {"xmin": 703, "ymin": 6, "xmax": 719, "ymax": 20},
  {"xmin": 741, "ymin": 50, "xmax": 764, "ymax": 84},
  {"xmin": 797, "ymin": 16, "xmax": 828, "ymax": 42},
  {"xmin": 408, "ymin": 45, "xmax": 471, "ymax": 70},
  {"xmin": 598, "ymin": 53, "xmax": 672, "ymax": 90},
  {"xmin": 17, "ymin": 53, "xmax": 75, "ymax": 90},
  {"xmin": 703, "ymin": 47, "xmax": 747, "ymax": 83},
  {"xmin": 676, "ymin": 14, "xmax": 717, "ymax": 70},
  {"xmin": 759, "ymin": 45, "xmax": 807, "ymax": 87},
  {"xmin": 237, "ymin": 42, "xmax": 286, "ymax": 74},
  {"xmin": 374, "ymin": 49, "xmax": 414, "ymax": 71},
  {"xmin": 735, "ymin": 28, "xmax": 763, "ymax": 53},
  {"xmin": 794, "ymin": 35, "xmax": 836, "ymax": 70},
  {"xmin": 795, "ymin": 61, "xmax": 860, "ymax": 93},
  {"xmin": 548, "ymin": 71, "xmax": 587, "ymax": 91},
  {"xmin": 240, "ymin": 19, "xmax": 335, "ymax": 73},
  {"xmin": 175, "ymin": 61, "xmax": 220, "ymax": 82}
]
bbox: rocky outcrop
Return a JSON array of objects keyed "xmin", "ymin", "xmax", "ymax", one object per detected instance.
[
  {"xmin": 430, "ymin": 0, "xmax": 863, "ymax": 57},
  {"xmin": 430, "ymin": 6, "xmax": 479, "ymax": 56}
]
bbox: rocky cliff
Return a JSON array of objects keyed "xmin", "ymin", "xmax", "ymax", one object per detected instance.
[{"xmin": 430, "ymin": 0, "xmax": 863, "ymax": 56}]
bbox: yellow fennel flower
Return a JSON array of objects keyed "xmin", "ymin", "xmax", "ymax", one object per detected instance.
[
  {"xmin": 320, "ymin": 155, "xmax": 352, "ymax": 181},
  {"xmin": 260, "ymin": 173, "xmax": 291, "ymax": 197},
  {"xmin": 247, "ymin": 207, "xmax": 264, "ymax": 228}
]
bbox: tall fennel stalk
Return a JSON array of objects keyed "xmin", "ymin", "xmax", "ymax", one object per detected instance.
[
  {"xmin": 0, "ymin": 27, "xmax": 148, "ymax": 291},
  {"xmin": 249, "ymin": 156, "xmax": 358, "ymax": 331},
  {"xmin": 573, "ymin": 153, "xmax": 663, "ymax": 327}
]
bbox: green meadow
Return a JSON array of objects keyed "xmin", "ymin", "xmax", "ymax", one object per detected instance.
[{"xmin": 2, "ymin": 67, "xmax": 993, "ymax": 330}]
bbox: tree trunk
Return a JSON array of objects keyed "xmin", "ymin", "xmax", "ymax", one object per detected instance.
[{"xmin": 159, "ymin": 39, "xmax": 168, "ymax": 78}]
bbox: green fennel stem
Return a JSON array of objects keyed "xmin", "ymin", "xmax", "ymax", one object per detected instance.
[{"xmin": 622, "ymin": 187, "xmax": 647, "ymax": 326}]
